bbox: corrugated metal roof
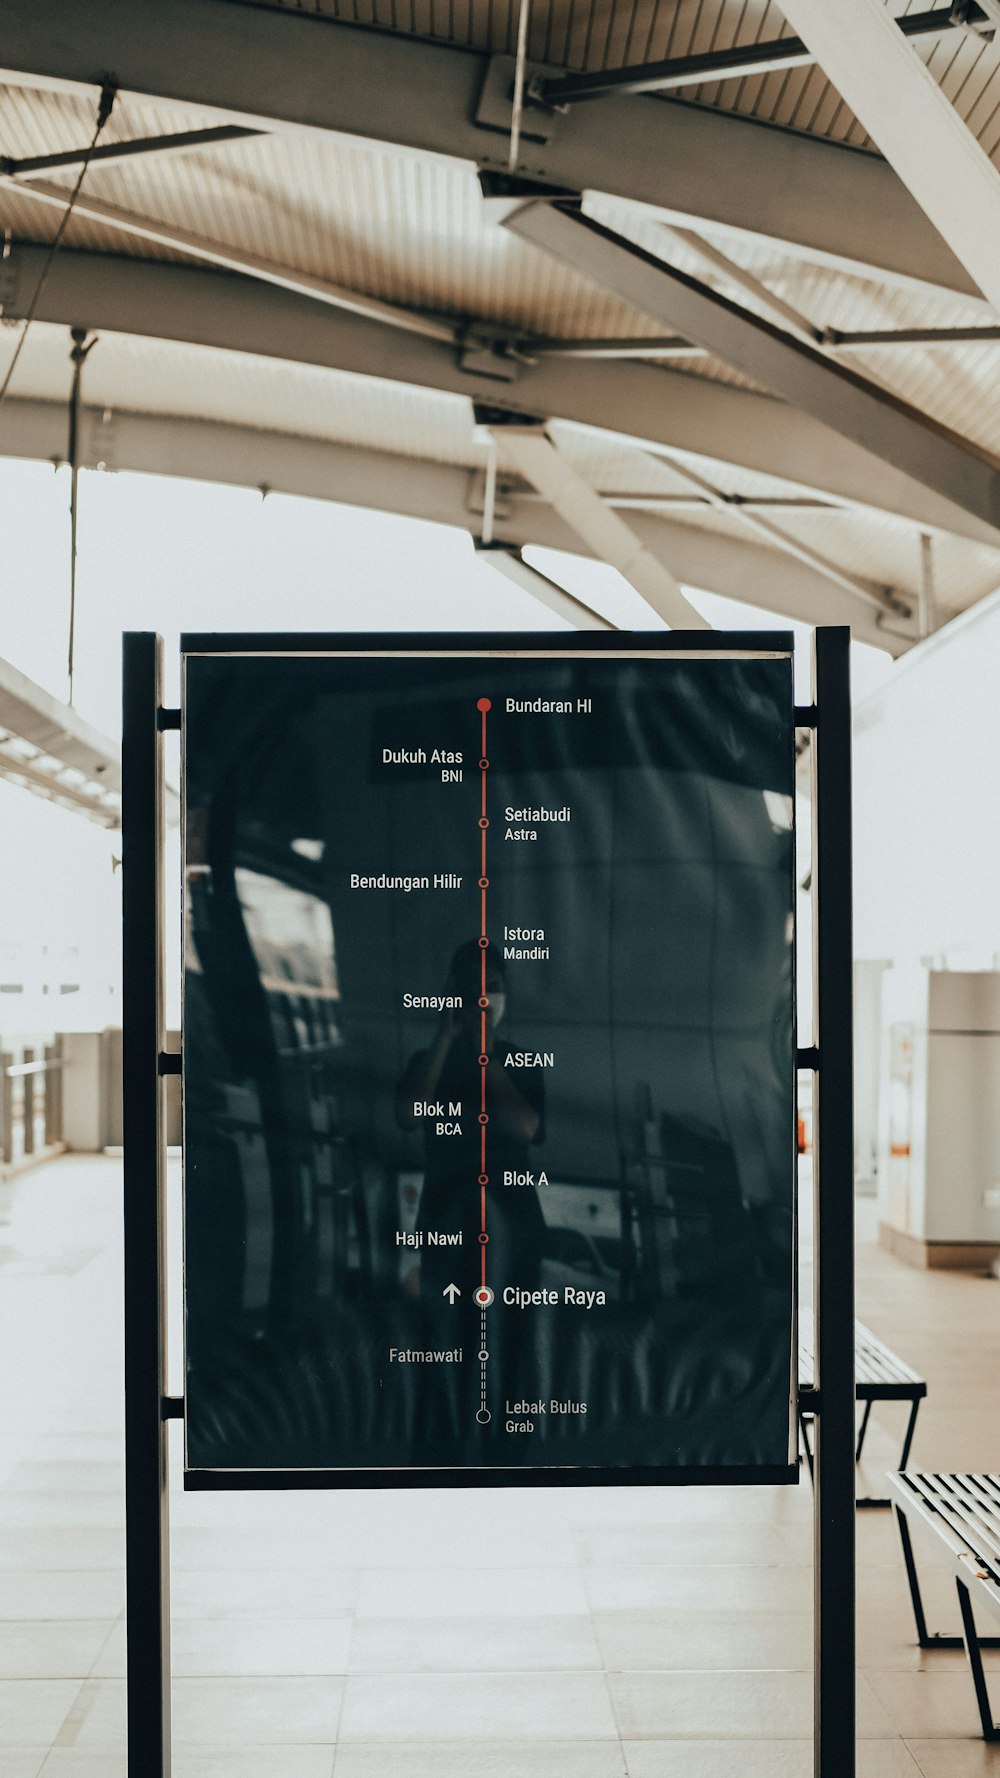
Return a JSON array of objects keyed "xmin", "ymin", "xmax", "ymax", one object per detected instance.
[
  {"xmin": 6, "ymin": 78, "xmax": 1000, "ymax": 443},
  {"xmin": 218, "ymin": 0, "xmax": 1000, "ymax": 168},
  {"xmin": 0, "ymin": 85, "xmax": 669, "ymax": 337}
]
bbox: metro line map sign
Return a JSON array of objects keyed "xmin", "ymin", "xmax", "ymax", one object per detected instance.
[{"xmin": 181, "ymin": 634, "xmax": 798, "ymax": 1484}]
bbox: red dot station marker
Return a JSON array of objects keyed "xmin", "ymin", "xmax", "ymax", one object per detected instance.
[{"xmin": 475, "ymin": 1286, "xmax": 494, "ymax": 1307}]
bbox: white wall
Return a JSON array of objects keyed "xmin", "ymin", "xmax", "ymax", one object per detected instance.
[
  {"xmin": 854, "ymin": 589, "xmax": 1000, "ymax": 970},
  {"xmin": 854, "ymin": 593, "xmax": 1000, "ymax": 1242}
]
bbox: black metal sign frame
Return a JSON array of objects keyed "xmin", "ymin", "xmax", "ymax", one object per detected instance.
[{"xmin": 123, "ymin": 626, "xmax": 855, "ymax": 1778}]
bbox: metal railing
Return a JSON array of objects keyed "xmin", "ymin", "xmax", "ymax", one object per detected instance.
[{"xmin": 1, "ymin": 1037, "xmax": 65, "ymax": 1166}]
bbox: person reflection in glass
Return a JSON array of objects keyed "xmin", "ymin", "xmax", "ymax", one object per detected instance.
[{"xmin": 394, "ymin": 939, "xmax": 546, "ymax": 1307}]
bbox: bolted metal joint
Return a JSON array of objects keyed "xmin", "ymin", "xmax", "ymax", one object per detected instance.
[
  {"xmin": 472, "ymin": 401, "xmax": 545, "ymax": 431},
  {"xmin": 456, "ymin": 326, "xmax": 524, "ymax": 383}
]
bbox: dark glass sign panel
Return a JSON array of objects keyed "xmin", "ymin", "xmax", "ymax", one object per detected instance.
[{"xmin": 182, "ymin": 642, "xmax": 797, "ymax": 1483}]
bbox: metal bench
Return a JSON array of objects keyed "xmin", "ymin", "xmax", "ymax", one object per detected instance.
[
  {"xmin": 890, "ymin": 1472, "xmax": 1000, "ymax": 1741},
  {"xmin": 798, "ymin": 1316, "xmax": 926, "ymax": 1507}
]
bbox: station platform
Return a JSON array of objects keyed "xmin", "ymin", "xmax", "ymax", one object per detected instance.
[{"xmin": 2, "ymin": 1153, "xmax": 1000, "ymax": 1777}]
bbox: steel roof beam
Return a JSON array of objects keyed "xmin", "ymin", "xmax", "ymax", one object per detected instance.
[
  {"xmin": 827, "ymin": 325, "xmax": 1000, "ymax": 347},
  {"xmin": 3, "ymin": 175, "xmax": 457, "ymax": 344},
  {"xmin": 0, "ymin": 396, "xmax": 915, "ymax": 652},
  {"xmin": 662, "ymin": 226, "xmax": 822, "ymax": 345},
  {"xmin": 525, "ymin": 334, "xmax": 702, "ymax": 359},
  {"xmin": 5, "ymin": 243, "xmax": 996, "ymax": 547},
  {"xmin": 503, "ymin": 199, "xmax": 1000, "ymax": 546},
  {"xmin": 0, "ymin": 123, "xmax": 263, "ymax": 178},
  {"xmin": 485, "ymin": 418, "xmax": 709, "ymax": 628},
  {"xmin": 474, "ymin": 541, "xmax": 617, "ymax": 629},
  {"xmin": 779, "ymin": 0, "xmax": 1000, "ymax": 316},
  {"xmin": 643, "ymin": 450, "xmax": 910, "ymax": 618},
  {"xmin": 0, "ymin": 0, "xmax": 983, "ymax": 301},
  {"xmin": 532, "ymin": 7, "xmax": 973, "ymax": 105}
]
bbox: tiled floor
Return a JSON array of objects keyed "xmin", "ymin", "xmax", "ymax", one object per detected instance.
[{"xmin": 3, "ymin": 1153, "xmax": 1000, "ymax": 1776}]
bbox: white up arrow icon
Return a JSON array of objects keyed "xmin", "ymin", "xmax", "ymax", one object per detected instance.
[{"xmin": 442, "ymin": 1283, "xmax": 461, "ymax": 1303}]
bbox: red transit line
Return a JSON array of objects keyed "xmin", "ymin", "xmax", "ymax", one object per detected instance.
[{"xmin": 475, "ymin": 698, "xmax": 491, "ymax": 1304}]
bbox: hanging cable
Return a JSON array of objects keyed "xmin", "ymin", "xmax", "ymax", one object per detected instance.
[
  {"xmin": 508, "ymin": 0, "xmax": 532, "ymax": 173},
  {"xmin": 67, "ymin": 325, "xmax": 98, "ymax": 705},
  {"xmin": 0, "ymin": 79, "xmax": 116, "ymax": 415}
]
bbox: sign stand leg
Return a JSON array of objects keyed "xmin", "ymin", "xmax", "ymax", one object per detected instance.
[
  {"xmin": 811, "ymin": 626, "xmax": 856, "ymax": 1778},
  {"xmin": 123, "ymin": 631, "xmax": 172, "ymax": 1778}
]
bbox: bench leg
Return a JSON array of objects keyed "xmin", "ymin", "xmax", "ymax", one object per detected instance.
[
  {"xmin": 956, "ymin": 1577, "xmax": 1000, "ymax": 1742},
  {"xmin": 798, "ymin": 1412, "xmax": 815, "ymax": 1485},
  {"xmin": 898, "ymin": 1397, "xmax": 921, "ymax": 1471},
  {"xmin": 895, "ymin": 1507, "xmax": 963, "ymax": 1649},
  {"xmin": 855, "ymin": 1397, "xmax": 873, "ymax": 1464},
  {"xmin": 857, "ymin": 1397, "xmax": 923, "ymax": 1509},
  {"xmin": 855, "ymin": 1393, "xmax": 892, "ymax": 1508}
]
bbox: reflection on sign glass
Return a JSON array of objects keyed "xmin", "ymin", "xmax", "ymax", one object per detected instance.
[{"xmin": 183, "ymin": 649, "xmax": 796, "ymax": 1480}]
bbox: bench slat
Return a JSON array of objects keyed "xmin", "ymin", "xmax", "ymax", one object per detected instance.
[
  {"xmin": 894, "ymin": 1473, "xmax": 1000, "ymax": 1584},
  {"xmin": 931, "ymin": 1478, "xmax": 1000, "ymax": 1571},
  {"xmin": 798, "ymin": 1316, "xmax": 925, "ymax": 1396}
]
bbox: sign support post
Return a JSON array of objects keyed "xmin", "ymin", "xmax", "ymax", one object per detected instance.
[
  {"xmin": 122, "ymin": 631, "xmax": 172, "ymax": 1778},
  {"xmin": 810, "ymin": 625, "xmax": 856, "ymax": 1777}
]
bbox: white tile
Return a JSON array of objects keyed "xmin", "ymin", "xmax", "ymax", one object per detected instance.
[
  {"xmin": 0, "ymin": 1684, "xmax": 82, "ymax": 1748},
  {"xmin": 357, "ymin": 1566, "xmax": 589, "ymax": 1619},
  {"xmin": 622, "ymin": 1744, "xmax": 923, "ymax": 1778},
  {"xmin": 176, "ymin": 1619, "xmax": 352, "ymax": 1680},
  {"xmin": 334, "ymin": 1744, "xmax": 625, "ymax": 1777},
  {"xmin": 584, "ymin": 1564, "xmax": 813, "ymax": 1615},
  {"xmin": 0, "ymin": 1577, "xmax": 123, "ymax": 1623},
  {"xmin": 0, "ymin": 1626, "xmax": 114, "ymax": 1681},
  {"xmin": 91, "ymin": 1616, "xmax": 352, "ymax": 1680},
  {"xmin": 37, "ymin": 1758, "xmax": 125, "ymax": 1778},
  {"xmin": 595, "ymin": 1610, "xmax": 813, "ymax": 1672},
  {"xmin": 3, "ymin": 1467, "xmax": 122, "ymax": 1498},
  {"xmin": 868, "ymin": 1668, "xmax": 1000, "ymax": 1739},
  {"xmin": 349, "ymin": 1613, "xmax": 600, "ymax": 1672},
  {"xmin": 339, "ymin": 1672, "xmax": 618, "ymax": 1741},
  {"xmin": 858, "ymin": 1611, "xmax": 1000, "ymax": 1672},
  {"xmin": 0, "ymin": 1499, "xmax": 123, "ymax": 1532},
  {"xmin": 173, "ymin": 1679, "xmax": 343, "ymax": 1746},
  {"xmin": 174, "ymin": 1752, "xmax": 335, "ymax": 1778},
  {"xmin": 577, "ymin": 1527, "xmax": 793, "ymax": 1568},
  {"xmin": 905, "ymin": 1739, "xmax": 1000, "ymax": 1775},
  {"xmin": 0, "ymin": 1754, "xmax": 47, "ymax": 1778},
  {"xmin": 623, "ymin": 1743, "xmax": 814, "ymax": 1778},
  {"xmin": 610, "ymin": 1671, "xmax": 897, "ymax": 1740},
  {"xmin": 0, "ymin": 1533, "xmax": 123, "ymax": 1572},
  {"xmin": 67, "ymin": 1677, "xmax": 344, "ymax": 1748},
  {"xmin": 171, "ymin": 1569, "xmax": 357, "ymax": 1618}
]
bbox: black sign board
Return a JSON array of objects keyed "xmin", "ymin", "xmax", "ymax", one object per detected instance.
[{"xmin": 181, "ymin": 636, "xmax": 798, "ymax": 1483}]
